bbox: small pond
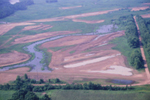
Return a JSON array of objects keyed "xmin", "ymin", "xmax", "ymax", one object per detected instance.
[{"xmin": 109, "ymin": 79, "xmax": 135, "ymax": 85}]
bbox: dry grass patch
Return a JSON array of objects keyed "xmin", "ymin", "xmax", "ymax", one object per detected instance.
[
  {"xmin": 22, "ymin": 24, "xmax": 53, "ymax": 31},
  {"xmin": 12, "ymin": 31, "xmax": 80, "ymax": 44},
  {"xmin": 0, "ymin": 51, "xmax": 30, "ymax": 67},
  {"xmin": 72, "ymin": 19, "xmax": 105, "ymax": 24},
  {"xmin": 64, "ymin": 9, "xmax": 120, "ymax": 19},
  {"xmin": 0, "ymin": 23, "xmax": 34, "ymax": 36},
  {"xmin": 41, "ymin": 35, "xmax": 96, "ymax": 48},
  {"xmin": 0, "ymin": 67, "xmax": 30, "ymax": 84}
]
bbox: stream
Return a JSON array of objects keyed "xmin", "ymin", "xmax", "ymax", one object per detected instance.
[
  {"xmin": 0, "ymin": 32, "xmax": 103, "ymax": 72},
  {"xmin": 0, "ymin": 24, "xmax": 119, "ymax": 72}
]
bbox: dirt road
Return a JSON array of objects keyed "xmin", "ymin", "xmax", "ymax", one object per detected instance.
[{"xmin": 134, "ymin": 16, "xmax": 150, "ymax": 80}]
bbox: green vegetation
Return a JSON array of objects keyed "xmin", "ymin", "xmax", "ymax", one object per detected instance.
[
  {"xmin": 124, "ymin": 15, "xmax": 139, "ymax": 48},
  {"xmin": 49, "ymin": 45, "xmax": 74, "ymax": 51},
  {"xmin": 46, "ymin": 0, "xmax": 58, "ymax": 3},
  {"xmin": 10, "ymin": 89, "xmax": 51, "ymax": 100},
  {"xmin": 0, "ymin": 74, "xmax": 134, "ymax": 92},
  {"xmin": 50, "ymin": 90, "xmax": 150, "ymax": 100},
  {"xmin": 0, "ymin": 0, "xmax": 149, "ymax": 22},
  {"xmin": 0, "ymin": 90, "xmax": 15, "ymax": 100},
  {"xmin": 0, "ymin": 74, "xmax": 150, "ymax": 100},
  {"xmin": 130, "ymin": 50, "xmax": 144, "ymax": 69},
  {"xmin": 50, "ymin": 46, "xmax": 68, "ymax": 51},
  {"xmin": 43, "ymin": 21, "xmax": 101, "ymax": 34},
  {"xmin": 70, "ymin": 50, "xmax": 76, "ymax": 54},
  {"xmin": 111, "ymin": 36, "xmax": 137, "ymax": 67},
  {"xmin": 36, "ymin": 45, "xmax": 52, "ymax": 70},
  {"xmin": 112, "ymin": 15, "xmax": 144, "ymax": 69},
  {"xmin": 0, "ymin": 35, "xmax": 11, "ymax": 46},
  {"xmin": 136, "ymin": 15, "xmax": 150, "ymax": 70},
  {"xmin": 0, "ymin": 0, "xmax": 34, "ymax": 19}
]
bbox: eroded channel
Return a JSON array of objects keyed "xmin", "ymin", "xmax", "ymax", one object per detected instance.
[{"xmin": 0, "ymin": 25, "xmax": 119, "ymax": 72}]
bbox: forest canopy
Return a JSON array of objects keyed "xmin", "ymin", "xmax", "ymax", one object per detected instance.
[{"xmin": 0, "ymin": 0, "xmax": 34, "ymax": 19}]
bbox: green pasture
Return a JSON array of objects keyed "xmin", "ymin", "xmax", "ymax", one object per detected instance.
[
  {"xmin": 0, "ymin": 90, "xmax": 15, "ymax": 100},
  {"xmin": 49, "ymin": 90, "xmax": 150, "ymax": 100},
  {"xmin": 0, "ymin": 0, "xmax": 148, "ymax": 22}
]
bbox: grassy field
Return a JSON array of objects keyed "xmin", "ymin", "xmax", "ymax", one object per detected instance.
[
  {"xmin": 110, "ymin": 36, "xmax": 142, "ymax": 69},
  {"xmin": 0, "ymin": 0, "xmax": 148, "ymax": 22},
  {"xmin": 1, "ymin": 85, "xmax": 150, "ymax": 100},
  {"xmin": 79, "ymin": 9, "xmax": 150, "ymax": 21},
  {"xmin": 0, "ymin": 90, "xmax": 15, "ymax": 100},
  {"xmin": 46, "ymin": 90, "xmax": 150, "ymax": 100}
]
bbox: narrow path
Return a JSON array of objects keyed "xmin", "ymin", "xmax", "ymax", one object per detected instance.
[{"xmin": 134, "ymin": 16, "xmax": 150, "ymax": 80}]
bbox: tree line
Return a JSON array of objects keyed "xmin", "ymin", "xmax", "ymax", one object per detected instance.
[
  {"xmin": 46, "ymin": 0, "xmax": 58, "ymax": 3},
  {"xmin": 113, "ymin": 15, "xmax": 144, "ymax": 69},
  {"xmin": 0, "ymin": 74, "xmax": 134, "ymax": 92},
  {"xmin": 0, "ymin": 0, "xmax": 34, "ymax": 19},
  {"xmin": 9, "ymin": 89, "xmax": 51, "ymax": 100},
  {"xmin": 0, "ymin": 74, "xmax": 134, "ymax": 99},
  {"xmin": 136, "ymin": 15, "xmax": 150, "ymax": 69}
]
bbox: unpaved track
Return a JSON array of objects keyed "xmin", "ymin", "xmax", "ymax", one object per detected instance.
[
  {"xmin": 134, "ymin": 16, "xmax": 150, "ymax": 80},
  {"xmin": 59, "ymin": 5, "xmax": 82, "ymax": 10},
  {"xmin": 72, "ymin": 19, "xmax": 105, "ymax": 24}
]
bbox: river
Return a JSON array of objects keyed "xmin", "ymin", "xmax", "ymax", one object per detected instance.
[{"xmin": 0, "ymin": 25, "xmax": 118, "ymax": 72}]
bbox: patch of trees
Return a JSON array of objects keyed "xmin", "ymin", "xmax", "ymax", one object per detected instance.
[
  {"xmin": 0, "ymin": 0, "xmax": 34, "ymax": 19},
  {"xmin": 9, "ymin": 90, "xmax": 51, "ymax": 100},
  {"xmin": 32, "ymin": 82, "xmax": 133, "ymax": 92},
  {"xmin": 113, "ymin": 15, "xmax": 144, "ymax": 69},
  {"xmin": 136, "ymin": 15, "xmax": 150, "ymax": 69},
  {"xmin": 115, "ymin": 15, "xmax": 139, "ymax": 48},
  {"xmin": 46, "ymin": 0, "xmax": 58, "ymax": 3},
  {"xmin": 136, "ymin": 15, "xmax": 150, "ymax": 47},
  {"xmin": 0, "ymin": 0, "xmax": 15, "ymax": 19},
  {"xmin": 0, "ymin": 74, "xmax": 134, "ymax": 93},
  {"xmin": 130, "ymin": 50, "xmax": 144, "ymax": 69},
  {"xmin": 113, "ymin": 15, "xmax": 140, "ymax": 48}
]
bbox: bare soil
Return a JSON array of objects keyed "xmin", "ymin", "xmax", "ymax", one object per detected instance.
[
  {"xmin": 72, "ymin": 19, "xmax": 105, "ymax": 24},
  {"xmin": 12, "ymin": 31, "xmax": 80, "ymax": 44},
  {"xmin": 0, "ymin": 51, "xmax": 30, "ymax": 67},
  {"xmin": 0, "ymin": 67, "xmax": 30, "ymax": 84},
  {"xmin": 38, "ymin": 30, "xmax": 147, "ymax": 84},
  {"xmin": 143, "ymin": 3, "xmax": 150, "ymax": 5},
  {"xmin": 0, "ymin": 9, "xmax": 150, "ymax": 85},
  {"xmin": 0, "ymin": 22, "xmax": 34, "ymax": 36},
  {"xmin": 131, "ymin": 6, "xmax": 149, "ymax": 11},
  {"xmin": 141, "ymin": 14, "xmax": 150, "ymax": 18}
]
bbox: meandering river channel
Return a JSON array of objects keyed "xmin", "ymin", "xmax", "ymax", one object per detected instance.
[{"xmin": 0, "ymin": 25, "xmax": 118, "ymax": 72}]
